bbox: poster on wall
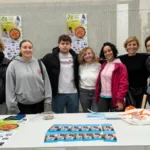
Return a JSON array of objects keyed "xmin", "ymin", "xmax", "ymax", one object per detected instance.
[
  {"xmin": 0, "ymin": 16, "xmax": 22, "ymax": 59},
  {"xmin": 66, "ymin": 14, "xmax": 88, "ymax": 53}
]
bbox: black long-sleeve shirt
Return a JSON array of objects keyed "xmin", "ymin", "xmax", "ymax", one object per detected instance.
[{"xmin": 119, "ymin": 53, "xmax": 149, "ymax": 88}]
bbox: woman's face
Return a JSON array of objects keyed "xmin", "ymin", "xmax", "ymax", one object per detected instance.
[
  {"xmin": 146, "ymin": 40, "xmax": 150, "ymax": 53},
  {"xmin": 20, "ymin": 42, "xmax": 33, "ymax": 60},
  {"xmin": 103, "ymin": 46, "xmax": 114, "ymax": 61},
  {"xmin": 83, "ymin": 49, "xmax": 94, "ymax": 64},
  {"xmin": 126, "ymin": 41, "xmax": 138, "ymax": 55}
]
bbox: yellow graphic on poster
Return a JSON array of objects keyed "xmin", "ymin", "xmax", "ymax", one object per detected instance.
[
  {"xmin": 0, "ymin": 120, "xmax": 19, "ymax": 146},
  {"xmin": 0, "ymin": 16, "xmax": 22, "ymax": 59},
  {"xmin": 0, "ymin": 120, "xmax": 19, "ymax": 131},
  {"xmin": 66, "ymin": 14, "xmax": 88, "ymax": 53}
]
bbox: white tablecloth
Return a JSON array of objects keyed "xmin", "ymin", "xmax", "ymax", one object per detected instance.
[{"xmin": 0, "ymin": 113, "xmax": 150, "ymax": 150}]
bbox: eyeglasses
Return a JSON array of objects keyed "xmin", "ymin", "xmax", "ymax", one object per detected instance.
[{"xmin": 83, "ymin": 52, "xmax": 92, "ymax": 57}]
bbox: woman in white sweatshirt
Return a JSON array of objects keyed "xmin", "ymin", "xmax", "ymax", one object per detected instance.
[
  {"xmin": 78, "ymin": 47, "xmax": 101, "ymax": 112},
  {"xmin": 6, "ymin": 40, "xmax": 52, "ymax": 114}
]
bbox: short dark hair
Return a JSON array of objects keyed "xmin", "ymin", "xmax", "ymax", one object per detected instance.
[
  {"xmin": 58, "ymin": 34, "xmax": 72, "ymax": 44},
  {"xmin": 145, "ymin": 36, "xmax": 150, "ymax": 48},
  {"xmin": 99, "ymin": 42, "xmax": 118, "ymax": 59}
]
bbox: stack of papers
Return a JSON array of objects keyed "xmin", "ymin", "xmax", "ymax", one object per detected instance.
[
  {"xmin": 87, "ymin": 113, "xmax": 121, "ymax": 120},
  {"xmin": 104, "ymin": 114, "xmax": 121, "ymax": 120},
  {"xmin": 87, "ymin": 113, "xmax": 105, "ymax": 119}
]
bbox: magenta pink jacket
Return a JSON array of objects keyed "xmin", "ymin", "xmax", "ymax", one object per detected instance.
[{"xmin": 95, "ymin": 61, "xmax": 129, "ymax": 107}]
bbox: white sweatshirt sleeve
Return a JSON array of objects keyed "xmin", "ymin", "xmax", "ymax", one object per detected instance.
[{"xmin": 6, "ymin": 63, "xmax": 20, "ymax": 114}]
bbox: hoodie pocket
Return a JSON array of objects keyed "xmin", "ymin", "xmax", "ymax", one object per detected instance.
[
  {"xmin": 17, "ymin": 89, "xmax": 44, "ymax": 104},
  {"xmin": 16, "ymin": 93, "xmax": 26, "ymax": 103}
]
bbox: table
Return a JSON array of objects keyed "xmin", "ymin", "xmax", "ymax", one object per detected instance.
[{"xmin": 0, "ymin": 113, "xmax": 150, "ymax": 150}]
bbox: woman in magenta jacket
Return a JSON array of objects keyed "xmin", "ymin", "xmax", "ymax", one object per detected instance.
[{"xmin": 96, "ymin": 42, "xmax": 129, "ymax": 112}]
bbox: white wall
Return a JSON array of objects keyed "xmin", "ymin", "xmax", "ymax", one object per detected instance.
[{"xmin": 0, "ymin": 0, "xmax": 150, "ymax": 58}]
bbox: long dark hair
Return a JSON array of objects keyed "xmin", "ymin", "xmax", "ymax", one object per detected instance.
[
  {"xmin": 19, "ymin": 40, "xmax": 33, "ymax": 56},
  {"xmin": 99, "ymin": 42, "xmax": 118, "ymax": 60}
]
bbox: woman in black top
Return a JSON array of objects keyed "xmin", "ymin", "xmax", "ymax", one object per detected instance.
[
  {"xmin": 0, "ymin": 39, "xmax": 10, "ymax": 114},
  {"xmin": 119, "ymin": 36, "xmax": 149, "ymax": 108},
  {"xmin": 145, "ymin": 36, "xmax": 150, "ymax": 105}
]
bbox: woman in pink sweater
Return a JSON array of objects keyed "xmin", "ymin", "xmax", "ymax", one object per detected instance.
[{"xmin": 96, "ymin": 42, "xmax": 129, "ymax": 112}]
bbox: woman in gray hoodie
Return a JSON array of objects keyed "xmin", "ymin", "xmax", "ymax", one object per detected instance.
[{"xmin": 6, "ymin": 40, "xmax": 52, "ymax": 114}]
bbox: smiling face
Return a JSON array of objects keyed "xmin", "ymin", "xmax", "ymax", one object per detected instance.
[
  {"xmin": 83, "ymin": 49, "xmax": 94, "ymax": 64},
  {"xmin": 126, "ymin": 40, "xmax": 138, "ymax": 56},
  {"xmin": 20, "ymin": 41, "xmax": 33, "ymax": 61},
  {"xmin": 103, "ymin": 45, "xmax": 114, "ymax": 62}
]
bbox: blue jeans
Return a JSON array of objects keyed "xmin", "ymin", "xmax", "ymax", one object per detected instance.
[
  {"xmin": 79, "ymin": 88, "xmax": 98, "ymax": 112},
  {"xmin": 52, "ymin": 93, "xmax": 79, "ymax": 113}
]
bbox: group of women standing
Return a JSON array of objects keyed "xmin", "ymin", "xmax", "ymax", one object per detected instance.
[
  {"xmin": 79, "ymin": 36, "xmax": 150, "ymax": 112},
  {"xmin": 1, "ymin": 35, "xmax": 150, "ymax": 114}
]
